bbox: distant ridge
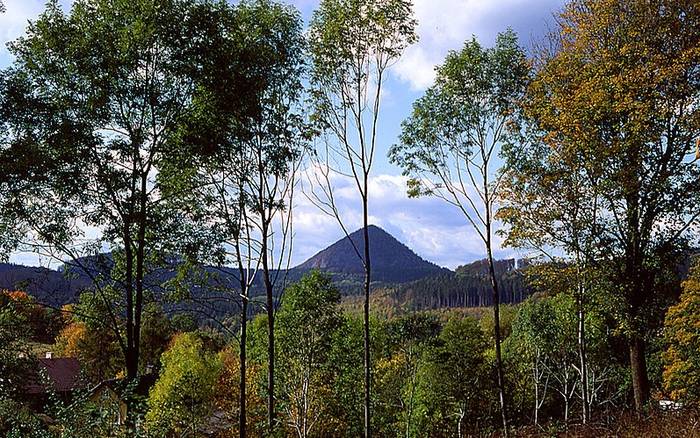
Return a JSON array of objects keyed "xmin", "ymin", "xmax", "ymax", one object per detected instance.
[
  {"xmin": 0, "ymin": 263, "xmax": 88, "ymax": 307},
  {"xmin": 1, "ymin": 227, "xmax": 541, "ymax": 310},
  {"xmin": 387, "ymin": 257, "xmax": 532, "ymax": 311},
  {"xmin": 294, "ymin": 225, "xmax": 450, "ymax": 283}
]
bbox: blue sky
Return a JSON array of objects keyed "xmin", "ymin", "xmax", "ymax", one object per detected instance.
[{"xmin": 2, "ymin": 0, "xmax": 565, "ymax": 269}]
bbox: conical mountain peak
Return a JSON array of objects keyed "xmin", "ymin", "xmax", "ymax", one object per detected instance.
[{"xmin": 295, "ymin": 225, "xmax": 449, "ymax": 283}]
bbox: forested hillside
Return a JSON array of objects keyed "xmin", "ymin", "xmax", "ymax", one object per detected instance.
[
  {"xmin": 388, "ymin": 258, "xmax": 530, "ymax": 310},
  {"xmin": 0, "ymin": 264, "xmax": 87, "ymax": 306},
  {"xmin": 0, "ymin": 0, "xmax": 699, "ymax": 436},
  {"xmin": 0, "ymin": 239, "xmax": 532, "ymax": 312},
  {"xmin": 295, "ymin": 225, "xmax": 451, "ymax": 283}
]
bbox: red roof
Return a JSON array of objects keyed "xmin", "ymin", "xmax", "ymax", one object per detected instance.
[{"xmin": 25, "ymin": 358, "xmax": 82, "ymax": 394}]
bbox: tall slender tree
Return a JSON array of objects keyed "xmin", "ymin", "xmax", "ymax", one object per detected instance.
[
  {"xmin": 308, "ymin": 1, "xmax": 416, "ymax": 436},
  {"xmin": 178, "ymin": 2, "xmax": 306, "ymax": 434},
  {"xmin": 225, "ymin": 3, "xmax": 305, "ymax": 434},
  {"xmin": 499, "ymin": 128, "xmax": 602, "ymax": 423},
  {"xmin": 390, "ymin": 30, "xmax": 530, "ymax": 432},
  {"xmin": 0, "ymin": 0, "xmax": 257, "ymax": 428},
  {"xmin": 276, "ymin": 271, "xmax": 343, "ymax": 438}
]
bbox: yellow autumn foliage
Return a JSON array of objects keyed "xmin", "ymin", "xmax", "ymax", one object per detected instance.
[{"xmin": 663, "ymin": 261, "xmax": 700, "ymax": 402}]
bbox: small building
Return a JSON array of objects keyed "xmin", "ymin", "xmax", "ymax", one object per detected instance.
[
  {"xmin": 24, "ymin": 354, "xmax": 83, "ymax": 408},
  {"xmin": 87, "ymin": 373, "xmax": 158, "ymax": 426}
]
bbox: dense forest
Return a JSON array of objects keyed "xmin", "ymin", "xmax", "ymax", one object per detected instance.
[
  {"xmin": 0, "ymin": 0, "xmax": 699, "ymax": 437},
  {"xmin": 0, "ymin": 226, "xmax": 531, "ymax": 315},
  {"xmin": 389, "ymin": 259, "xmax": 531, "ymax": 310}
]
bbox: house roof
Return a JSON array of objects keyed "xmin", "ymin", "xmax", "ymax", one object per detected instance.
[{"xmin": 25, "ymin": 358, "xmax": 82, "ymax": 394}]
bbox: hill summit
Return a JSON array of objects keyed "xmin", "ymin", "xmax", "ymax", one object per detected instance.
[{"xmin": 294, "ymin": 225, "xmax": 450, "ymax": 283}]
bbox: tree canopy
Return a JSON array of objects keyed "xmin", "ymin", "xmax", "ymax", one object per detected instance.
[{"xmin": 514, "ymin": 0, "xmax": 700, "ymax": 410}]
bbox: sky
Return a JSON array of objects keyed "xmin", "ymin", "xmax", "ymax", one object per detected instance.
[{"xmin": 2, "ymin": 0, "xmax": 565, "ymax": 269}]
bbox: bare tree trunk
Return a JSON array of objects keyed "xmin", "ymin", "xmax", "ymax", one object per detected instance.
[
  {"xmin": 239, "ymin": 290, "xmax": 248, "ymax": 438},
  {"xmin": 123, "ymin": 173, "xmax": 150, "ymax": 435},
  {"xmin": 124, "ymin": 229, "xmax": 136, "ymax": 383},
  {"xmin": 625, "ymin": 181, "xmax": 650, "ymax": 413},
  {"xmin": 405, "ymin": 358, "xmax": 417, "ymax": 438},
  {"xmin": 457, "ymin": 410, "xmax": 464, "ymax": 438},
  {"xmin": 576, "ymin": 276, "xmax": 590, "ymax": 424},
  {"xmin": 363, "ymin": 192, "xmax": 372, "ymax": 438},
  {"xmin": 262, "ymin": 236, "xmax": 276, "ymax": 435},
  {"xmin": 123, "ymin": 226, "xmax": 137, "ymax": 435},
  {"xmin": 563, "ymin": 369, "xmax": 569, "ymax": 424},
  {"xmin": 302, "ymin": 367, "xmax": 310, "ymax": 438},
  {"xmin": 629, "ymin": 335, "xmax": 649, "ymax": 412},
  {"xmin": 257, "ymin": 147, "xmax": 277, "ymax": 435},
  {"xmin": 133, "ymin": 172, "xmax": 148, "ymax": 377},
  {"xmin": 485, "ymin": 215, "xmax": 508, "ymax": 434},
  {"xmin": 534, "ymin": 360, "xmax": 539, "ymax": 426}
]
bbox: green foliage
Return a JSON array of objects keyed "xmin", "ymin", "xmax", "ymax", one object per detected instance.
[
  {"xmin": 171, "ymin": 313, "xmax": 198, "ymax": 333},
  {"xmin": 390, "ymin": 33, "xmax": 530, "ymax": 430},
  {"xmin": 0, "ymin": 0, "xmax": 268, "ymax": 396},
  {"xmin": 509, "ymin": 294, "xmax": 578, "ymax": 366},
  {"xmin": 0, "ymin": 293, "xmax": 39, "ymax": 438},
  {"xmin": 50, "ymin": 389, "xmax": 134, "ymax": 438},
  {"xmin": 55, "ymin": 292, "xmax": 173, "ymax": 383},
  {"xmin": 413, "ymin": 316, "xmax": 491, "ymax": 437},
  {"xmin": 181, "ymin": 0, "xmax": 308, "ymax": 257},
  {"xmin": 389, "ymin": 29, "xmax": 528, "ymax": 199},
  {"xmin": 503, "ymin": 0, "xmax": 700, "ymax": 410},
  {"xmin": 479, "ymin": 304, "xmax": 518, "ymax": 345},
  {"xmin": 276, "ymin": 271, "xmax": 342, "ymax": 359},
  {"xmin": 307, "ymin": 0, "xmax": 417, "ymax": 192},
  {"xmin": 146, "ymin": 332, "xmax": 222, "ymax": 436},
  {"xmin": 309, "ymin": 0, "xmax": 417, "ymax": 100},
  {"xmin": 173, "ymin": 10, "xmax": 309, "ymax": 436},
  {"xmin": 0, "ymin": 0, "xmax": 236, "ymax": 248},
  {"xmin": 138, "ymin": 303, "xmax": 174, "ymax": 373},
  {"xmin": 0, "ymin": 292, "xmax": 33, "ymax": 401},
  {"xmin": 309, "ymin": 3, "xmax": 418, "ymax": 435},
  {"xmin": 0, "ymin": 0, "xmax": 698, "ymax": 434},
  {"xmin": 520, "ymin": 0, "xmax": 700, "ymax": 336},
  {"xmin": 275, "ymin": 271, "xmax": 343, "ymax": 436},
  {"xmin": 506, "ymin": 289, "xmax": 627, "ymax": 424},
  {"xmin": 322, "ymin": 314, "xmax": 389, "ymax": 436},
  {"xmin": 0, "ymin": 399, "xmax": 49, "ymax": 438},
  {"xmin": 323, "ymin": 315, "xmax": 365, "ymax": 435},
  {"xmin": 384, "ymin": 312, "xmax": 441, "ymax": 348},
  {"xmin": 373, "ymin": 313, "xmax": 440, "ymax": 437}
]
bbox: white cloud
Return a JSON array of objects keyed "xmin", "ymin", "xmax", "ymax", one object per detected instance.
[
  {"xmin": 392, "ymin": 0, "xmax": 564, "ymax": 90},
  {"xmin": 0, "ymin": 0, "xmax": 73, "ymax": 64},
  {"xmin": 2, "ymin": 0, "xmax": 530, "ymax": 270},
  {"xmin": 287, "ymin": 0, "xmax": 563, "ymax": 90},
  {"xmin": 294, "ymin": 171, "xmax": 515, "ymax": 269}
]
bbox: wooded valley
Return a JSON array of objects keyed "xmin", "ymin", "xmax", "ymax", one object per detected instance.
[{"xmin": 0, "ymin": 0, "xmax": 699, "ymax": 436}]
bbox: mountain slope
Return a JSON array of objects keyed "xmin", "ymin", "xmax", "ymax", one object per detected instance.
[
  {"xmin": 388, "ymin": 258, "xmax": 531, "ymax": 310},
  {"xmin": 0, "ymin": 263, "xmax": 88, "ymax": 307},
  {"xmin": 294, "ymin": 225, "xmax": 450, "ymax": 283},
  {"xmin": 1, "ymin": 228, "xmax": 534, "ymax": 309}
]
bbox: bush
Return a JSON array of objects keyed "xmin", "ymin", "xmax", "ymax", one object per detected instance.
[{"xmin": 145, "ymin": 333, "xmax": 222, "ymax": 436}]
